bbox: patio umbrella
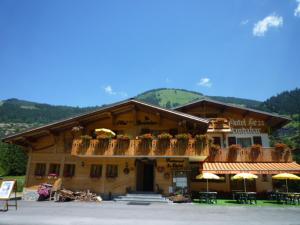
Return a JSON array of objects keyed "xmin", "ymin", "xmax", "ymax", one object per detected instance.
[
  {"xmin": 272, "ymin": 173, "xmax": 300, "ymax": 193},
  {"xmin": 231, "ymin": 173, "xmax": 258, "ymax": 192},
  {"xmin": 196, "ymin": 173, "xmax": 220, "ymax": 192},
  {"xmin": 95, "ymin": 128, "xmax": 116, "ymax": 137}
]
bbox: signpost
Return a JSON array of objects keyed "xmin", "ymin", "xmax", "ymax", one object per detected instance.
[{"xmin": 0, "ymin": 180, "xmax": 17, "ymax": 211}]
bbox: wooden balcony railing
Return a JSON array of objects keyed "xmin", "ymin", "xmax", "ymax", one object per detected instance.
[{"xmin": 71, "ymin": 138, "xmax": 293, "ymax": 163}]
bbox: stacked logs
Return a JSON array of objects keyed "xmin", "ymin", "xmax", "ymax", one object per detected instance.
[{"xmin": 57, "ymin": 189, "xmax": 102, "ymax": 202}]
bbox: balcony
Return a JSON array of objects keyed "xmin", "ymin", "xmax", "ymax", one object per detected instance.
[{"xmin": 70, "ymin": 138, "xmax": 292, "ymax": 163}]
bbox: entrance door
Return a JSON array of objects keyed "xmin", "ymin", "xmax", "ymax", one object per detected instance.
[{"xmin": 136, "ymin": 160, "xmax": 154, "ymax": 192}]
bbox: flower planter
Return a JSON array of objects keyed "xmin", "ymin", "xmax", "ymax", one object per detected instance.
[
  {"xmin": 228, "ymin": 144, "xmax": 241, "ymax": 162},
  {"xmin": 250, "ymin": 144, "xmax": 262, "ymax": 161}
]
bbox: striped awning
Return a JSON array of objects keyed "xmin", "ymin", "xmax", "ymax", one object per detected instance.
[{"xmin": 202, "ymin": 162, "xmax": 300, "ymax": 174}]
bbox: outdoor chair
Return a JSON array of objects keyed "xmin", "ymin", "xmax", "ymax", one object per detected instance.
[{"xmin": 247, "ymin": 193, "xmax": 257, "ymax": 204}]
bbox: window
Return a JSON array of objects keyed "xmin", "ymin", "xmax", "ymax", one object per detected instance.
[
  {"xmin": 34, "ymin": 163, "xmax": 46, "ymax": 176},
  {"xmin": 63, "ymin": 164, "xmax": 75, "ymax": 177},
  {"xmin": 262, "ymin": 174, "xmax": 268, "ymax": 182},
  {"xmin": 106, "ymin": 165, "xmax": 118, "ymax": 178},
  {"xmin": 49, "ymin": 163, "xmax": 60, "ymax": 176},
  {"xmin": 90, "ymin": 164, "xmax": 102, "ymax": 178},
  {"xmin": 253, "ymin": 136, "xmax": 262, "ymax": 146},
  {"xmin": 228, "ymin": 137, "xmax": 237, "ymax": 146},
  {"xmin": 237, "ymin": 137, "xmax": 252, "ymax": 148}
]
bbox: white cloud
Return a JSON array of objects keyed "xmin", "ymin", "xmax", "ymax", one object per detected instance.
[
  {"xmin": 103, "ymin": 85, "xmax": 127, "ymax": 98},
  {"xmin": 104, "ymin": 85, "xmax": 116, "ymax": 95},
  {"xmin": 295, "ymin": 0, "xmax": 300, "ymax": 17},
  {"xmin": 197, "ymin": 78, "xmax": 212, "ymax": 87},
  {"xmin": 165, "ymin": 77, "xmax": 171, "ymax": 83},
  {"xmin": 253, "ymin": 14, "xmax": 283, "ymax": 37},
  {"xmin": 240, "ymin": 19, "xmax": 249, "ymax": 25}
]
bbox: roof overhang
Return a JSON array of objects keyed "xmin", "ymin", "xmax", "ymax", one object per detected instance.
[
  {"xmin": 2, "ymin": 99, "xmax": 209, "ymax": 144},
  {"xmin": 174, "ymin": 98, "xmax": 291, "ymax": 129}
]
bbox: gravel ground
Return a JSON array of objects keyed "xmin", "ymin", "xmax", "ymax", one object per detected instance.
[{"xmin": 0, "ymin": 200, "xmax": 300, "ymax": 225}]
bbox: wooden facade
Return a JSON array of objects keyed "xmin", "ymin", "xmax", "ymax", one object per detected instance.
[{"xmin": 2, "ymin": 99, "xmax": 300, "ymax": 198}]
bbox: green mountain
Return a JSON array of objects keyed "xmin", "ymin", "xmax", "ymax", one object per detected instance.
[{"xmin": 135, "ymin": 88, "xmax": 262, "ymax": 109}]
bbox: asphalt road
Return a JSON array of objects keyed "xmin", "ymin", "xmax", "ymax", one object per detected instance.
[{"xmin": 1, "ymin": 201, "xmax": 300, "ymax": 225}]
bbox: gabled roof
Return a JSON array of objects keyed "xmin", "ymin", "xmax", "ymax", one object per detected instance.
[
  {"xmin": 174, "ymin": 98, "xmax": 291, "ymax": 128},
  {"xmin": 2, "ymin": 99, "xmax": 209, "ymax": 143}
]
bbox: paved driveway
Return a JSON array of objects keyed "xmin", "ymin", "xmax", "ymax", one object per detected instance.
[{"xmin": 1, "ymin": 201, "xmax": 300, "ymax": 225}]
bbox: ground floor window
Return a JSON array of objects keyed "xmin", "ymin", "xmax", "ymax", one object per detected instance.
[
  {"xmin": 49, "ymin": 163, "xmax": 60, "ymax": 176},
  {"xmin": 34, "ymin": 163, "xmax": 46, "ymax": 176},
  {"xmin": 106, "ymin": 165, "xmax": 118, "ymax": 178},
  {"xmin": 63, "ymin": 164, "xmax": 76, "ymax": 177},
  {"xmin": 236, "ymin": 137, "xmax": 252, "ymax": 148},
  {"xmin": 90, "ymin": 164, "xmax": 102, "ymax": 178}
]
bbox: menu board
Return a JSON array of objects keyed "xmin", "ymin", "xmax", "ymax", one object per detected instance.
[{"xmin": 0, "ymin": 180, "xmax": 15, "ymax": 200}]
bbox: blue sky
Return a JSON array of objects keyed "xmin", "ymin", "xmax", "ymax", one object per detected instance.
[{"xmin": 0, "ymin": 0, "xmax": 299, "ymax": 107}]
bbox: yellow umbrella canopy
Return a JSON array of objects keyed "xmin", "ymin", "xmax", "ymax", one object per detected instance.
[
  {"xmin": 231, "ymin": 173, "xmax": 258, "ymax": 192},
  {"xmin": 272, "ymin": 173, "xmax": 300, "ymax": 180},
  {"xmin": 272, "ymin": 173, "xmax": 300, "ymax": 193},
  {"xmin": 231, "ymin": 173, "xmax": 258, "ymax": 180},
  {"xmin": 196, "ymin": 173, "xmax": 220, "ymax": 192},
  {"xmin": 196, "ymin": 173, "xmax": 220, "ymax": 180},
  {"xmin": 95, "ymin": 128, "xmax": 116, "ymax": 137}
]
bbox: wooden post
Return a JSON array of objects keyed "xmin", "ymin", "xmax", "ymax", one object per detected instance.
[{"xmin": 24, "ymin": 147, "xmax": 32, "ymax": 189}]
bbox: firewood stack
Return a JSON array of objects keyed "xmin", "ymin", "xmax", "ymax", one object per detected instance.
[{"xmin": 57, "ymin": 189, "xmax": 101, "ymax": 202}]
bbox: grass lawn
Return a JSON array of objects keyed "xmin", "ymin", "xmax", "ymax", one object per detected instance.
[
  {"xmin": 193, "ymin": 199, "xmax": 300, "ymax": 207},
  {"xmin": 0, "ymin": 175, "xmax": 25, "ymax": 192}
]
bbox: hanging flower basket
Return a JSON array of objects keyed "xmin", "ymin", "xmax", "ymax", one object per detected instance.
[
  {"xmin": 275, "ymin": 143, "xmax": 287, "ymax": 159},
  {"xmin": 194, "ymin": 134, "xmax": 207, "ymax": 151},
  {"xmin": 250, "ymin": 144, "xmax": 262, "ymax": 161},
  {"xmin": 115, "ymin": 134, "xmax": 130, "ymax": 153},
  {"xmin": 71, "ymin": 126, "xmax": 84, "ymax": 138},
  {"xmin": 139, "ymin": 133, "xmax": 153, "ymax": 153},
  {"xmin": 157, "ymin": 133, "xmax": 172, "ymax": 152},
  {"xmin": 209, "ymin": 144, "xmax": 220, "ymax": 160},
  {"xmin": 80, "ymin": 135, "xmax": 92, "ymax": 152},
  {"xmin": 96, "ymin": 134, "xmax": 111, "ymax": 152},
  {"xmin": 228, "ymin": 144, "xmax": 241, "ymax": 161},
  {"xmin": 175, "ymin": 133, "xmax": 190, "ymax": 153}
]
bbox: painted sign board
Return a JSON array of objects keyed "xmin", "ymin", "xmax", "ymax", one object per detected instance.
[{"xmin": 0, "ymin": 180, "xmax": 15, "ymax": 200}]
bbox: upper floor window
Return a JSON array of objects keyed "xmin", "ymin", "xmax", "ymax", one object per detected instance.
[
  {"xmin": 34, "ymin": 163, "xmax": 46, "ymax": 176},
  {"xmin": 228, "ymin": 137, "xmax": 237, "ymax": 146},
  {"xmin": 237, "ymin": 137, "xmax": 252, "ymax": 148},
  {"xmin": 253, "ymin": 136, "xmax": 262, "ymax": 146}
]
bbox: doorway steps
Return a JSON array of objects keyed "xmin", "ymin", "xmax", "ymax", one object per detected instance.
[{"xmin": 114, "ymin": 193, "xmax": 170, "ymax": 203}]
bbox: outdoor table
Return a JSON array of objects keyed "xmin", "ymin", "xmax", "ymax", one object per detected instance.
[
  {"xmin": 198, "ymin": 192, "xmax": 217, "ymax": 204},
  {"xmin": 232, "ymin": 190, "xmax": 244, "ymax": 200},
  {"xmin": 275, "ymin": 192, "xmax": 300, "ymax": 205},
  {"xmin": 234, "ymin": 192, "xmax": 257, "ymax": 204}
]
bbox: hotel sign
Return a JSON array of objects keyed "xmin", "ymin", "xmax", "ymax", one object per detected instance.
[{"xmin": 229, "ymin": 118, "xmax": 265, "ymax": 135}]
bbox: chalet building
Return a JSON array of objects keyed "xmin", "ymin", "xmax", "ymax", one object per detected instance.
[{"xmin": 2, "ymin": 98, "xmax": 300, "ymax": 198}]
